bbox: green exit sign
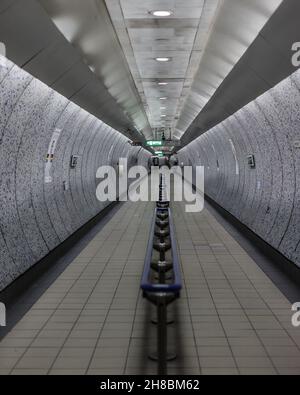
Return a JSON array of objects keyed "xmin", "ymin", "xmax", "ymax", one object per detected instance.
[
  {"xmin": 155, "ymin": 151, "xmax": 164, "ymax": 157},
  {"xmin": 146, "ymin": 141, "xmax": 163, "ymax": 147}
]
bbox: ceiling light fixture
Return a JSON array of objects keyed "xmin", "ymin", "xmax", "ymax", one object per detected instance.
[
  {"xmin": 150, "ymin": 10, "xmax": 173, "ymax": 17},
  {"xmin": 160, "ymin": 97, "xmax": 167, "ymax": 100},
  {"xmin": 155, "ymin": 57, "xmax": 171, "ymax": 62},
  {"xmin": 158, "ymin": 82, "xmax": 168, "ymax": 85}
]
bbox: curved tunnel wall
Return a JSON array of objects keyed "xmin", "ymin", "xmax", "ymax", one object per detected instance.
[
  {"xmin": 0, "ymin": 54, "xmax": 150, "ymax": 291},
  {"xmin": 179, "ymin": 68, "xmax": 300, "ymax": 268}
]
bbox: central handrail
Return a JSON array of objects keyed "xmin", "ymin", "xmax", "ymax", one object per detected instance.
[
  {"xmin": 141, "ymin": 173, "xmax": 182, "ymax": 375},
  {"xmin": 141, "ymin": 207, "xmax": 182, "ymax": 294}
]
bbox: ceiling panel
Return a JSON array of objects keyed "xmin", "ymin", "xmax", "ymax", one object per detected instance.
[
  {"xmin": 127, "ymin": 27, "xmax": 196, "ymax": 52},
  {"xmin": 105, "ymin": 0, "xmax": 220, "ymax": 139},
  {"xmin": 134, "ymin": 52, "xmax": 191, "ymax": 79},
  {"xmin": 120, "ymin": 0, "xmax": 205, "ymax": 20}
]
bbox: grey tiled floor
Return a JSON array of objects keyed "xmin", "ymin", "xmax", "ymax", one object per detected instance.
[
  {"xmin": 0, "ymin": 198, "xmax": 300, "ymax": 375},
  {"xmin": 173, "ymin": 201, "xmax": 300, "ymax": 375}
]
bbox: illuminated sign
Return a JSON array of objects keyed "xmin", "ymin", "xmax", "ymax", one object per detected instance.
[{"xmin": 146, "ymin": 141, "xmax": 163, "ymax": 147}]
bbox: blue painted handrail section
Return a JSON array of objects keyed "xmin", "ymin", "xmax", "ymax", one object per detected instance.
[{"xmin": 141, "ymin": 208, "xmax": 182, "ymax": 294}]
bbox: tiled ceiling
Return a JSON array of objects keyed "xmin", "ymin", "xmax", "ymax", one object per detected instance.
[{"xmin": 105, "ymin": 0, "xmax": 221, "ymax": 140}]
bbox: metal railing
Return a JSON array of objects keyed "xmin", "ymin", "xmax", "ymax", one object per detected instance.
[{"xmin": 141, "ymin": 175, "xmax": 182, "ymax": 375}]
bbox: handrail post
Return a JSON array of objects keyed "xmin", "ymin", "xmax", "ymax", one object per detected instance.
[
  {"xmin": 141, "ymin": 185, "xmax": 182, "ymax": 375},
  {"xmin": 160, "ymin": 248, "xmax": 165, "ymax": 263},
  {"xmin": 158, "ymin": 263, "xmax": 166, "ymax": 284},
  {"xmin": 157, "ymin": 295, "xmax": 167, "ymax": 375}
]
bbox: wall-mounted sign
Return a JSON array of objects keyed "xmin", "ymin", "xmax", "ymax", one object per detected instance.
[
  {"xmin": 147, "ymin": 141, "xmax": 163, "ymax": 147},
  {"xmin": 163, "ymin": 140, "xmax": 181, "ymax": 147},
  {"xmin": 0, "ymin": 302, "xmax": 6, "ymax": 327},
  {"xmin": 247, "ymin": 154, "xmax": 256, "ymax": 169},
  {"xmin": 146, "ymin": 140, "xmax": 181, "ymax": 148},
  {"xmin": 44, "ymin": 128, "xmax": 61, "ymax": 184},
  {"xmin": 229, "ymin": 139, "xmax": 239, "ymax": 175},
  {"xmin": 70, "ymin": 155, "xmax": 79, "ymax": 169}
]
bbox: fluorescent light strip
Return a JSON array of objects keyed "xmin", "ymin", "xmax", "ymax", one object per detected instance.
[
  {"xmin": 150, "ymin": 10, "xmax": 173, "ymax": 17},
  {"xmin": 155, "ymin": 57, "xmax": 171, "ymax": 62}
]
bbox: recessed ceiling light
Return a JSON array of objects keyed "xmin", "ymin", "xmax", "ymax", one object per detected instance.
[
  {"xmin": 155, "ymin": 57, "xmax": 171, "ymax": 62},
  {"xmin": 161, "ymin": 115, "xmax": 166, "ymax": 117},
  {"xmin": 160, "ymin": 107, "xmax": 166, "ymax": 110},
  {"xmin": 160, "ymin": 97, "xmax": 167, "ymax": 100},
  {"xmin": 150, "ymin": 10, "xmax": 173, "ymax": 17},
  {"xmin": 158, "ymin": 82, "xmax": 168, "ymax": 85}
]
